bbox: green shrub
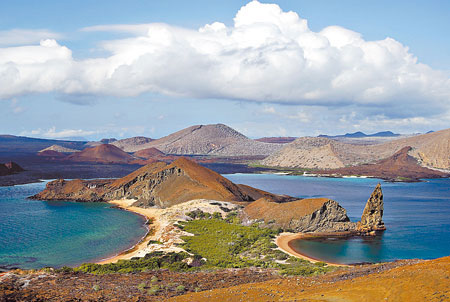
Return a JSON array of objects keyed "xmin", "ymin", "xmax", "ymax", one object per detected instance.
[
  {"xmin": 176, "ymin": 285, "xmax": 186, "ymax": 292},
  {"xmin": 148, "ymin": 285, "xmax": 160, "ymax": 295},
  {"xmin": 92, "ymin": 284, "xmax": 100, "ymax": 291},
  {"xmin": 150, "ymin": 276, "xmax": 158, "ymax": 283}
]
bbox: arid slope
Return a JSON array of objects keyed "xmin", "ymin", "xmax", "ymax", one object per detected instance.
[
  {"xmin": 31, "ymin": 158, "xmax": 275, "ymax": 208},
  {"xmin": 262, "ymin": 128, "xmax": 450, "ymax": 170},
  {"xmin": 169, "ymin": 256, "xmax": 450, "ymax": 302},
  {"xmin": 124, "ymin": 124, "xmax": 283, "ymax": 156},
  {"xmin": 317, "ymin": 146, "xmax": 449, "ymax": 181}
]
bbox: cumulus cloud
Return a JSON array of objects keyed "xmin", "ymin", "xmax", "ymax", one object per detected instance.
[
  {"xmin": 0, "ymin": 29, "xmax": 62, "ymax": 47},
  {"xmin": 20, "ymin": 127, "xmax": 98, "ymax": 139},
  {"xmin": 0, "ymin": 1, "xmax": 449, "ymax": 119}
]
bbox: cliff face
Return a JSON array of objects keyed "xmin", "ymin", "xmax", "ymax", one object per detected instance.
[
  {"xmin": 357, "ymin": 184, "xmax": 385, "ymax": 235},
  {"xmin": 244, "ymin": 198, "xmax": 357, "ymax": 233},
  {"xmin": 245, "ymin": 184, "xmax": 386, "ymax": 235},
  {"xmin": 31, "ymin": 158, "xmax": 273, "ymax": 208}
]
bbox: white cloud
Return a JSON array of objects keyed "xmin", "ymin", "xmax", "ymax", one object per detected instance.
[
  {"xmin": 21, "ymin": 127, "xmax": 98, "ymax": 139},
  {"xmin": 0, "ymin": 1, "xmax": 449, "ymax": 120},
  {"xmin": 0, "ymin": 29, "xmax": 62, "ymax": 47}
]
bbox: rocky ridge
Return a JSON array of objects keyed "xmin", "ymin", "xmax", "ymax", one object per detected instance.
[
  {"xmin": 245, "ymin": 198, "xmax": 356, "ymax": 233},
  {"xmin": 111, "ymin": 136, "xmax": 154, "ymax": 151},
  {"xmin": 262, "ymin": 128, "xmax": 450, "ymax": 170},
  {"xmin": 31, "ymin": 158, "xmax": 274, "ymax": 208},
  {"xmin": 38, "ymin": 144, "xmax": 80, "ymax": 153},
  {"xmin": 245, "ymin": 184, "xmax": 385, "ymax": 235},
  {"xmin": 316, "ymin": 146, "xmax": 448, "ymax": 181}
]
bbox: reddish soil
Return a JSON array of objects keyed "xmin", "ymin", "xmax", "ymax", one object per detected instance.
[
  {"xmin": 317, "ymin": 146, "xmax": 448, "ymax": 181},
  {"xmin": 67, "ymin": 144, "xmax": 135, "ymax": 164},
  {"xmin": 134, "ymin": 147, "xmax": 165, "ymax": 159},
  {"xmin": 2, "ymin": 258, "xmax": 443, "ymax": 302},
  {"xmin": 170, "ymin": 257, "xmax": 450, "ymax": 302}
]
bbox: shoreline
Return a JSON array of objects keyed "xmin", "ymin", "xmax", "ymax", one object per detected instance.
[
  {"xmin": 275, "ymin": 232, "xmax": 350, "ymax": 267},
  {"xmin": 96, "ymin": 200, "xmax": 160, "ymax": 264}
]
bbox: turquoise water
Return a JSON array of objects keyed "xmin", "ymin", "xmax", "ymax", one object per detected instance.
[
  {"xmin": 225, "ymin": 174, "xmax": 450, "ymax": 264},
  {"xmin": 0, "ymin": 182, "xmax": 147, "ymax": 270}
]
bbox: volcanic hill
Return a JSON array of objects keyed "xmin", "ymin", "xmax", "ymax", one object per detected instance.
[
  {"xmin": 133, "ymin": 147, "xmax": 165, "ymax": 159},
  {"xmin": 32, "ymin": 158, "xmax": 275, "ymax": 208},
  {"xmin": 119, "ymin": 124, "xmax": 283, "ymax": 156},
  {"xmin": 0, "ymin": 162, "xmax": 24, "ymax": 176},
  {"xmin": 111, "ymin": 136, "xmax": 154, "ymax": 151},
  {"xmin": 67, "ymin": 144, "xmax": 135, "ymax": 164},
  {"xmin": 262, "ymin": 128, "xmax": 450, "ymax": 171},
  {"xmin": 38, "ymin": 144, "xmax": 80, "ymax": 154}
]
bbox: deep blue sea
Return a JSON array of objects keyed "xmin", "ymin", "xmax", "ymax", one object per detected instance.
[
  {"xmin": 225, "ymin": 174, "xmax": 450, "ymax": 265},
  {"xmin": 0, "ymin": 181, "xmax": 147, "ymax": 270}
]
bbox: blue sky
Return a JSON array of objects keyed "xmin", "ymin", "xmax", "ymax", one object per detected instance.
[{"xmin": 1, "ymin": 0, "xmax": 449, "ymax": 140}]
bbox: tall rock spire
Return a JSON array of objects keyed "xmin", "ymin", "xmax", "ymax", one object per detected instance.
[{"xmin": 358, "ymin": 183, "xmax": 386, "ymax": 235}]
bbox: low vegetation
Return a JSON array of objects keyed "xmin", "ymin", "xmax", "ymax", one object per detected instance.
[
  {"xmin": 180, "ymin": 212, "xmax": 333, "ymax": 275},
  {"xmin": 65, "ymin": 210, "xmax": 333, "ymax": 276}
]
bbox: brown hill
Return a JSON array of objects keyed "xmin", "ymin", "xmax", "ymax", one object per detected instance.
[
  {"xmin": 37, "ymin": 150, "xmax": 67, "ymax": 159},
  {"xmin": 0, "ymin": 162, "xmax": 24, "ymax": 176},
  {"xmin": 133, "ymin": 147, "xmax": 165, "ymax": 159},
  {"xmin": 317, "ymin": 146, "xmax": 448, "ymax": 181},
  {"xmin": 123, "ymin": 124, "xmax": 283, "ymax": 156},
  {"xmin": 32, "ymin": 158, "xmax": 275, "ymax": 208},
  {"xmin": 262, "ymin": 128, "xmax": 450, "ymax": 170},
  {"xmin": 67, "ymin": 144, "xmax": 135, "ymax": 164}
]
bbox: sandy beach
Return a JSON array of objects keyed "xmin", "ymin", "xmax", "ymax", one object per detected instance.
[{"xmin": 275, "ymin": 232, "xmax": 349, "ymax": 267}]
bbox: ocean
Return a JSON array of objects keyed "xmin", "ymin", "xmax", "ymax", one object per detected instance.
[
  {"xmin": 225, "ymin": 173, "xmax": 450, "ymax": 264},
  {"xmin": 1, "ymin": 175, "xmax": 449, "ymax": 269},
  {"xmin": 0, "ymin": 181, "xmax": 147, "ymax": 270}
]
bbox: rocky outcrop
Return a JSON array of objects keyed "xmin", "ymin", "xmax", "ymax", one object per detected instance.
[
  {"xmin": 0, "ymin": 162, "xmax": 24, "ymax": 176},
  {"xmin": 31, "ymin": 158, "xmax": 275, "ymax": 208},
  {"xmin": 244, "ymin": 198, "xmax": 357, "ymax": 233},
  {"xmin": 245, "ymin": 184, "xmax": 386, "ymax": 235},
  {"xmin": 357, "ymin": 184, "xmax": 385, "ymax": 235},
  {"xmin": 32, "ymin": 179, "xmax": 114, "ymax": 202}
]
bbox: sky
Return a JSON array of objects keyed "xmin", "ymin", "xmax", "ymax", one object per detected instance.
[{"xmin": 1, "ymin": 0, "xmax": 449, "ymax": 140}]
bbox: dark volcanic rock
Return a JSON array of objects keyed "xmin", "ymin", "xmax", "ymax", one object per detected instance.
[{"xmin": 0, "ymin": 162, "xmax": 24, "ymax": 176}]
